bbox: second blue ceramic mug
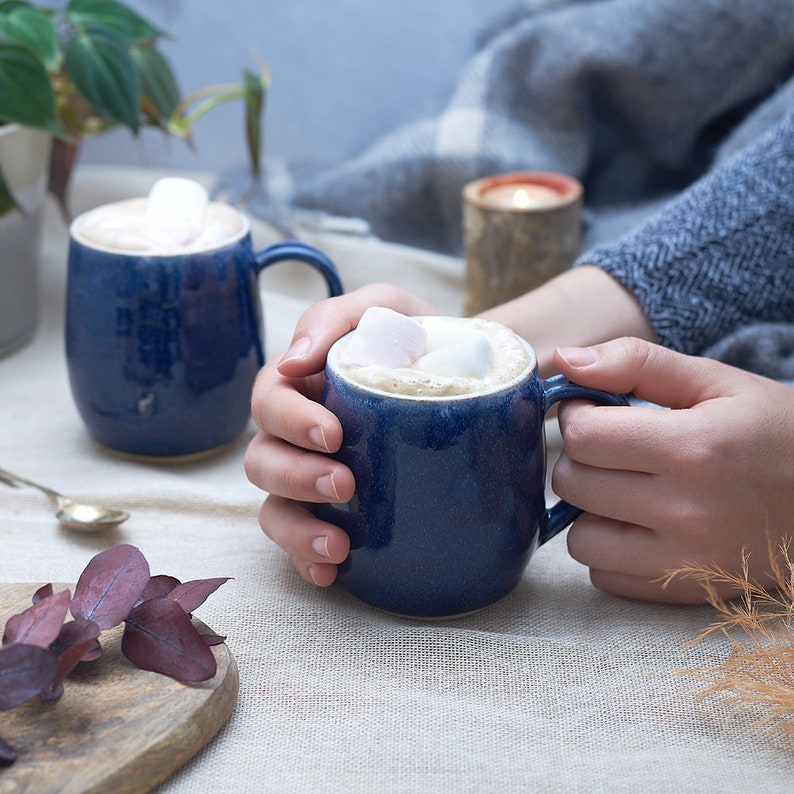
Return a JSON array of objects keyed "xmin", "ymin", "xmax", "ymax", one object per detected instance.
[{"xmin": 66, "ymin": 211, "xmax": 343, "ymax": 459}]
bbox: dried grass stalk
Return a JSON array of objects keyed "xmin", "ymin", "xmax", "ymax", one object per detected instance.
[{"xmin": 665, "ymin": 540, "xmax": 794, "ymax": 739}]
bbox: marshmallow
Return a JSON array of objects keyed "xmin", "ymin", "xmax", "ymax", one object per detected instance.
[
  {"xmin": 341, "ymin": 307, "xmax": 427, "ymax": 369},
  {"xmin": 414, "ymin": 331, "xmax": 494, "ymax": 379},
  {"xmin": 422, "ymin": 317, "xmax": 493, "ymax": 355},
  {"xmin": 144, "ymin": 178, "xmax": 209, "ymax": 249}
]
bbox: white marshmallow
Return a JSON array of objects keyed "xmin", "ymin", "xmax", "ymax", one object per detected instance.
[
  {"xmin": 414, "ymin": 332, "xmax": 494, "ymax": 379},
  {"xmin": 422, "ymin": 316, "xmax": 494, "ymax": 354},
  {"xmin": 144, "ymin": 178, "xmax": 209, "ymax": 249},
  {"xmin": 341, "ymin": 307, "xmax": 427, "ymax": 369}
]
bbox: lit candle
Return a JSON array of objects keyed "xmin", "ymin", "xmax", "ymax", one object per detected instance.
[
  {"xmin": 479, "ymin": 182, "xmax": 565, "ymax": 210},
  {"xmin": 462, "ymin": 171, "xmax": 583, "ymax": 315}
]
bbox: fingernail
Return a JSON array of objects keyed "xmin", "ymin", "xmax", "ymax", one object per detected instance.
[
  {"xmin": 557, "ymin": 346, "xmax": 599, "ymax": 368},
  {"xmin": 278, "ymin": 336, "xmax": 311, "ymax": 367},
  {"xmin": 309, "ymin": 424, "xmax": 331, "ymax": 453},
  {"xmin": 316, "ymin": 472, "xmax": 341, "ymax": 502},
  {"xmin": 307, "ymin": 563, "xmax": 322, "ymax": 585},
  {"xmin": 311, "ymin": 536, "xmax": 331, "ymax": 559}
]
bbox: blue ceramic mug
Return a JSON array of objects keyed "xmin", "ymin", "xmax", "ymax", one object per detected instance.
[
  {"xmin": 66, "ymin": 210, "xmax": 343, "ymax": 458},
  {"xmin": 311, "ymin": 321, "xmax": 629, "ymax": 618}
]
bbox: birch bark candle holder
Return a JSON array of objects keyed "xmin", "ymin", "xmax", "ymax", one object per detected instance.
[{"xmin": 462, "ymin": 171, "xmax": 583, "ymax": 315}]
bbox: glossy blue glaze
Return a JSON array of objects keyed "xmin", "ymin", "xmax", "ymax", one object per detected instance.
[
  {"xmin": 312, "ymin": 345, "xmax": 629, "ymax": 618},
  {"xmin": 65, "ymin": 234, "xmax": 341, "ymax": 457}
]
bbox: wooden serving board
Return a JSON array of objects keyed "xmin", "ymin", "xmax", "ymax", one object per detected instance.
[{"xmin": 0, "ymin": 583, "xmax": 239, "ymax": 793}]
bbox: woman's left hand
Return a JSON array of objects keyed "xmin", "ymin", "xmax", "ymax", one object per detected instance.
[{"xmin": 552, "ymin": 337, "xmax": 794, "ymax": 603}]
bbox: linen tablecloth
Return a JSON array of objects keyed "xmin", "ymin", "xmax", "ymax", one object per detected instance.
[{"xmin": 1, "ymin": 167, "xmax": 792, "ymax": 792}]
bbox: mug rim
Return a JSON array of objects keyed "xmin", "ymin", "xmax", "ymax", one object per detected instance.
[
  {"xmin": 326, "ymin": 316, "xmax": 538, "ymax": 402},
  {"xmin": 69, "ymin": 198, "xmax": 251, "ymax": 257}
]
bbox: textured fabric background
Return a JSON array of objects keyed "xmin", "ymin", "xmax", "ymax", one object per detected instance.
[{"xmin": 1, "ymin": 169, "xmax": 793, "ymax": 792}]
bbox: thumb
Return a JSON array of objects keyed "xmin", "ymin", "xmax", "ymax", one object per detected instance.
[
  {"xmin": 277, "ymin": 284, "xmax": 436, "ymax": 377},
  {"xmin": 553, "ymin": 337, "xmax": 736, "ymax": 409}
]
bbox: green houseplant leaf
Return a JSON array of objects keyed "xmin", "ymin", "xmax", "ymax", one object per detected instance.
[
  {"xmin": 0, "ymin": 5, "xmax": 59, "ymax": 69},
  {"xmin": 131, "ymin": 43, "xmax": 180, "ymax": 123},
  {"xmin": 65, "ymin": 0, "xmax": 165, "ymax": 43},
  {"xmin": 0, "ymin": 1, "xmax": 32, "ymax": 12},
  {"xmin": 244, "ymin": 68, "xmax": 265, "ymax": 177},
  {"xmin": 0, "ymin": 42, "xmax": 58, "ymax": 130},
  {"xmin": 63, "ymin": 24, "xmax": 141, "ymax": 132}
]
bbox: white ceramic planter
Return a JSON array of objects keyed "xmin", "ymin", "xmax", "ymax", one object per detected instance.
[{"xmin": 0, "ymin": 124, "xmax": 52, "ymax": 356}]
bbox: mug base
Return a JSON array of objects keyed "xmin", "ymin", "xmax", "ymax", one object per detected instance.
[
  {"xmin": 94, "ymin": 439, "xmax": 236, "ymax": 465},
  {"xmin": 346, "ymin": 587, "xmax": 516, "ymax": 621},
  {"xmin": 380, "ymin": 606, "xmax": 492, "ymax": 621}
]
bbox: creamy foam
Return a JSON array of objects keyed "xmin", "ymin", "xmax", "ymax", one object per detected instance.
[
  {"xmin": 73, "ymin": 191, "xmax": 245, "ymax": 255},
  {"xmin": 334, "ymin": 315, "xmax": 534, "ymax": 397}
]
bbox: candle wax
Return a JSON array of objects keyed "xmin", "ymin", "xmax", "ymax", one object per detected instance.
[{"xmin": 480, "ymin": 182, "xmax": 563, "ymax": 210}]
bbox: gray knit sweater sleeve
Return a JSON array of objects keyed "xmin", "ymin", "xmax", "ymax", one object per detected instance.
[{"xmin": 578, "ymin": 109, "xmax": 794, "ymax": 357}]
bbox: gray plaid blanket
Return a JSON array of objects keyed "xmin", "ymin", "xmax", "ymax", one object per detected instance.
[
  {"xmin": 286, "ymin": 0, "xmax": 794, "ymax": 261},
  {"xmin": 273, "ymin": 0, "xmax": 794, "ymax": 380}
]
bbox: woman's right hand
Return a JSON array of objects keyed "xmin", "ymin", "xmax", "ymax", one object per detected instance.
[{"xmin": 244, "ymin": 283, "xmax": 437, "ymax": 587}]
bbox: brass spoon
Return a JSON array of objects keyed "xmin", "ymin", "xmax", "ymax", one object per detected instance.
[{"xmin": 0, "ymin": 467, "xmax": 130, "ymax": 532}]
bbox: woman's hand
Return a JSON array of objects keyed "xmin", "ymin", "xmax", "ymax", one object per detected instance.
[
  {"xmin": 553, "ymin": 337, "xmax": 794, "ymax": 603},
  {"xmin": 244, "ymin": 284, "xmax": 436, "ymax": 586}
]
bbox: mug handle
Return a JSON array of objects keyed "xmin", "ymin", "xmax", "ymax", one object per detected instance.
[
  {"xmin": 538, "ymin": 374, "xmax": 630, "ymax": 545},
  {"xmin": 254, "ymin": 240, "xmax": 344, "ymax": 297}
]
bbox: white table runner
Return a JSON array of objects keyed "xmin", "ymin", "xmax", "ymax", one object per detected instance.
[{"xmin": 0, "ymin": 167, "xmax": 791, "ymax": 792}]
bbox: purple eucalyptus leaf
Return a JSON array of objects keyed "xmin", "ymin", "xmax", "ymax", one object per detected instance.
[
  {"xmin": 0, "ymin": 735, "xmax": 16, "ymax": 766},
  {"xmin": 136, "ymin": 574, "xmax": 181, "ymax": 606},
  {"xmin": 79, "ymin": 639, "xmax": 102, "ymax": 663},
  {"xmin": 168, "ymin": 577, "xmax": 230, "ymax": 614},
  {"xmin": 51, "ymin": 619, "xmax": 101, "ymax": 655},
  {"xmin": 49, "ymin": 619, "xmax": 102, "ymax": 691},
  {"xmin": 201, "ymin": 633, "xmax": 227, "ymax": 647},
  {"xmin": 2, "ymin": 589, "xmax": 71, "ymax": 649},
  {"xmin": 0, "ymin": 644, "xmax": 57, "ymax": 710},
  {"xmin": 32, "ymin": 583, "xmax": 54, "ymax": 604},
  {"xmin": 39, "ymin": 681, "xmax": 65, "ymax": 702},
  {"xmin": 122, "ymin": 598, "xmax": 217, "ymax": 682},
  {"xmin": 71, "ymin": 544, "xmax": 150, "ymax": 629}
]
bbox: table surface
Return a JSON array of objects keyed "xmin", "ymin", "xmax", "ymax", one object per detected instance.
[{"xmin": 1, "ymin": 167, "xmax": 792, "ymax": 793}]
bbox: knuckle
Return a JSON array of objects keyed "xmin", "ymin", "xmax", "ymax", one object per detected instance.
[
  {"xmin": 258, "ymin": 494, "xmax": 307, "ymax": 550},
  {"xmin": 242, "ymin": 444, "xmax": 258, "ymax": 485},
  {"xmin": 659, "ymin": 497, "xmax": 722, "ymax": 547},
  {"xmin": 550, "ymin": 455, "xmax": 574, "ymax": 502},
  {"xmin": 307, "ymin": 296, "xmax": 347, "ymax": 324},
  {"xmin": 249, "ymin": 365, "xmax": 277, "ymax": 430},
  {"xmin": 665, "ymin": 502, "xmax": 706, "ymax": 538},
  {"xmin": 558, "ymin": 414, "xmax": 590, "ymax": 458},
  {"xmin": 620, "ymin": 336, "xmax": 655, "ymax": 368},
  {"xmin": 281, "ymin": 464, "xmax": 308, "ymax": 501},
  {"xmin": 258, "ymin": 497, "xmax": 278, "ymax": 540},
  {"xmin": 681, "ymin": 434, "xmax": 729, "ymax": 471},
  {"xmin": 565, "ymin": 520, "xmax": 587, "ymax": 562}
]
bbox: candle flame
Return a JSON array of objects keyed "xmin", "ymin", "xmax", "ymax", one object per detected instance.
[{"xmin": 512, "ymin": 188, "xmax": 532, "ymax": 209}]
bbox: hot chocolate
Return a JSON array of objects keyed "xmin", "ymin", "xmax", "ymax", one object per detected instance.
[
  {"xmin": 334, "ymin": 308, "xmax": 533, "ymax": 398},
  {"xmin": 72, "ymin": 178, "xmax": 244, "ymax": 255}
]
